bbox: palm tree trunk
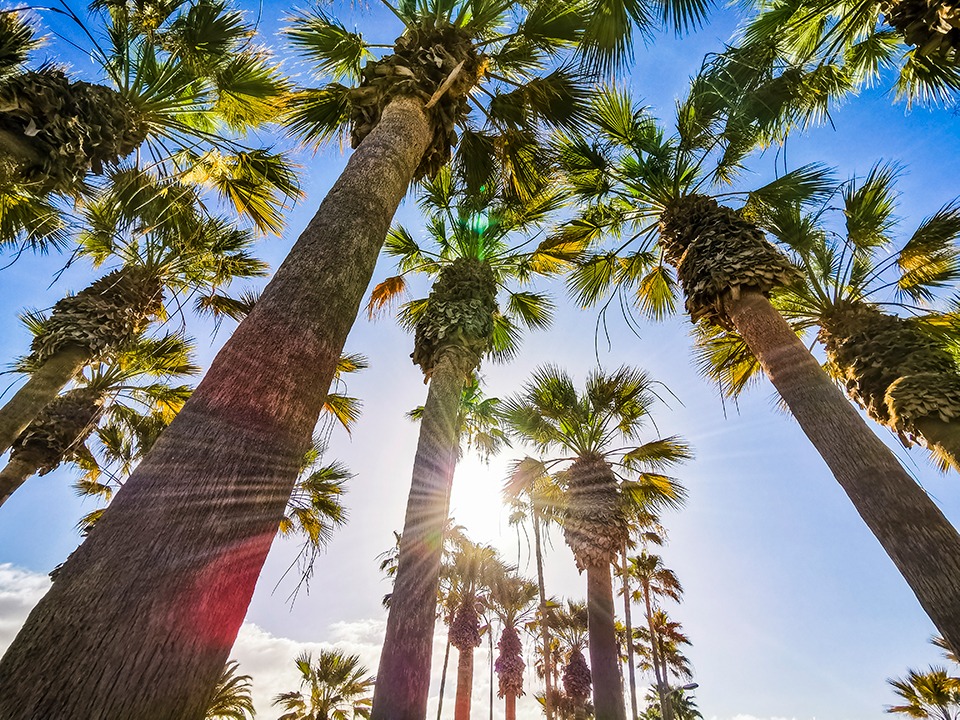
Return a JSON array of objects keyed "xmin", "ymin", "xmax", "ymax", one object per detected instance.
[
  {"xmin": 0, "ymin": 455, "xmax": 38, "ymax": 506},
  {"xmin": 454, "ymin": 645, "xmax": 475, "ymax": 720},
  {"xmin": 725, "ymin": 289, "xmax": 960, "ymax": 656},
  {"xmin": 505, "ymin": 694, "xmax": 516, "ymax": 720},
  {"xmin": 533, "ymin": 509, "xmax": 555, "ymax": 720},
  {"xmin": 0, "ymin": 344, "xmax": 88, "ymax": 456},
  {"xmin": 642, "ymin": 584, "xmax": 670, "ymax": 720},
  {"xmin": 488, "ymin": 624, "xmax": 494, "ymax": 720},
  {"xmin": 438, "ymin": 632, "xmax": 452, "ymax": 720},
  {"xmin": 0, "ymin": 96, "xmax": 433, "ymax": 720},
  {"xmin": 620, "ymin": 546, "xmax": 638, "ymax": 720},
  {"xmin": 586, "ymin": 563, "xmax": 626, "ymax": 720},
  {"xmin": 373, "ymin": 350, "xmax": 471, "ymax": 720}
]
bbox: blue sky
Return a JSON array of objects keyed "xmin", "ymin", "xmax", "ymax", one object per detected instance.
[{"xmin": 2, "ymin": 1, "xmax": 960, "ymax": 718}]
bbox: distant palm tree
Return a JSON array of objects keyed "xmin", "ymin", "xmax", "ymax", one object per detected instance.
[
  {"xmin": 887, "ymin": 667, "xmax": 960, "ymax": 720},
  {"xmin": 206, "ymin": 660, "xmax": 255, "ymax": 720},
  {"xmin": 273, "ymin": 650, "xmax": 374, "ymax": 720},
  {"xmin": 445, "ymin": 541, "xmax": 501, "ymax": 720},
  {"xmin": 554, "ymin": 600, "xmax": 593, "ymax": 720},
  {"xmin": 486, "ymin": 565, "xmax": 539, "ymax": 720},
  {"xmin": 628, "ymin": 552, "xmax": 684, "ymax": 720},
  {"xmin": 504, "ymin": 458, "xmax": 566, "ymax": 720},
  {"xmin": 504, "ymin": 365, "xmax": 690, "ymax": 720}
]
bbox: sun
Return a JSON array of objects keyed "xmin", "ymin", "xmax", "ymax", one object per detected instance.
[{"xmin": 447, "ymin": 454, "xmax": 514, "ymax": 547}]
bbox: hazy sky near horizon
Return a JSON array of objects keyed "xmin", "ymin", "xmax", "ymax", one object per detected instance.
[{"xmin": 2, "ymin": 1, "xmax": 960, "ymax": 719}]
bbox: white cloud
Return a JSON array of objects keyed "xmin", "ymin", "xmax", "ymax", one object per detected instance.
[{"xmin": 0, "ymin": 563, "xmax": 50, "ymax": 654}]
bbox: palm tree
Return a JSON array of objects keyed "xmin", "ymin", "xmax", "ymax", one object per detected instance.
[
  {"xmin": 273, "ymin": 650, "xmax": 374, "ymax": 720},
  {"xmin": 553, "ymin": 82, "xmax": 960, "ymax": 658},
  {"xmin": 504, "ymin": 458, "xmax": 566, "ymax": 720},
  {"xmin": 0, "ymin": 171, "xmax": 267, "ymax": 456},
  {"xmin": 444, "ymin": 541, "xmax": 501, "ymax": 720},
  {"xmin": 0, "ymin": 0, "xmax": 714, "ymax": 715},
  {"xmin": 554, "ymin": 600, "xmax": 593, "ymax": 720},
  {"xmin": 628, "ymin": 552, "xmax": 683, "ymax": 720},
  {"xmin": 640, "ymin": 686, "xmax": 701, "ymax": 720},
  {"xmin": 694, "ymin": 163, "xmax": 960, "ymax": 472},
  {"xmin": 887, "ymin": 667, "xmax": 960, "ymax": 720},
  {"xmin": 728, "ymin": 0, "xmax": 960, "ymax": 111},
  {"xmin": 0, "ymin": 0, "xmax": 295, "ymax": 237},
  {"xmin": 504, "ymin": 365, "xmax": 690, "ymax": 720},
  {"xmin": 0, "ymin": 331, "xmax": 197, "ymax": 507},
  {"xmin": 206, "ymin": 660, "xmax": 255, "ymax": 720},
  {"xmin": 486, "ymin": 565, "xmax": 539, "ymax": 720},
  {"xmin": 370, "ymin": 179, "xmax": 565, "ymax": 717}
]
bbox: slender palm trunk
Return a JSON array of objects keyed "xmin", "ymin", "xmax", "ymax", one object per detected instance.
[
  {"xmin": 586, "ymin": 563, "xmax": 626, "ymax": 720},
  {"xmin": 0, "ymin": 455, "xmax": 37, "ymax": 506},
  {"xmin": 488, "ymin": 624, "xmax": 494, "ymax": 720},
  {"xmin": 454, "ymin": 644, "xmax": 476, "ymax": 720},
  {"xmin": 372, "ymin": 351, "xmax": 470, "ymax": 720},
  {"xmin": 533, "ymin": 509, "xmax": 555, "ymax": 720},
  {"xmin": 438, "ymin": 631, "xmax": 452, "ymax": 720},
  {"xmin": 505, "ymin": 694, "xmax": 516, "ymax": 720},
  {"xmin": 641, "ymin": 583, "xmax": 669, "ymax": 720},
  {"xmin": 0, "ymin": 345, "xmax": 88, "ymax": 456},
  {"xmin": 0, "ymin": 96, "xmax": 433, "ymax": 720},
  {"xmin": 725, "ymin": 289, "xmax": 960, "ymax": 656},
  {"xmin": 619, "ymin": 547, "xmax": 638, "ymax": 720}
]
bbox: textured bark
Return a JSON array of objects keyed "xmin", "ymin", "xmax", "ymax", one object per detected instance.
[
  {"xmin": 455, "ymin": 644, "xmax": 476, "ymax": 720},
  {"xmin": 0, "ymin": 344, "xmax": 88, "ymax": 455},
  {"xmin": 533, "ymin": 509, "xmax": 555, "ymax": 720},
  {"xmin": 0, "ymin": 455, "xmax": 35, "ymax": 506},
  {"xmin": 642, "ymin": 582, "xmax": 670, "ymax": 720},
  {"xmin": 372, "ymin": 351, "xmax": 469, "ymax": 720},
  {"xmin": 586, "ymin": 563, "xmax": 626, "ymax": 720},
  {"xmin": 726, "ymin": 289, "xmax": 960, "ymax": 657},
  {"xmin": 619, "ymin": 547, "xmax": 638, "ymax": 720},
  {"xmin": 0, "ymin": 96, "xmax": 432, "ymax": 720}
]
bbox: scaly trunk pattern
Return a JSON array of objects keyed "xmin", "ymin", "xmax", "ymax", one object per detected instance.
[
  {"xmin": 0, "ymin": 96, "xmax": 432, "ymax": 720},
  {"xmin": 620, "ymin": 546, "xmax": 639, "ymax": 720},
  {"xmin": 726, "ymin": 289, "xmax": 960, "ymax": 656},
  {"xmin": 586, "ymin": 563, "xmax": 626, "ymax": 720},
  {"xmin": 372, "ymin": 352, "xmax": 470, "ymax": 720}
]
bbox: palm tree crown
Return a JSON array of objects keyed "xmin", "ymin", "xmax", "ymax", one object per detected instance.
[{"xmin": 274, "ymin": 650, "xmax": 375, "ymax": 720}]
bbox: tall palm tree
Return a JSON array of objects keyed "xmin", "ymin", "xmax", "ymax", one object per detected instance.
[
  {"xmin": 0, "ymin": 1, "xmax": 714, "ymax": 716},
  {"xmin": 553, "ymin": 82, "xmax": 960, "ymax": 657},
  {"xmin": 694, "ymin": 163, "xmax": 960, "ymax": 472},
  {"xmin": 486, "ymin": 565, "xmax": 539, "ymax": 720},
  {"xmin": 628, "ymin": 552, "xmax": 683, "ymax": 720},
  {"xmin": 273, "ymin": 650, "xmax": 374, "ymax": 720},
  {"xmin": 887, "ymin": 667, "xmax": 960, "ymax": 720},
  {"xmin": 369, "ymin": 180, "xmax": 562, "ymax": 717},
  {"xmin": 0, "ymin": 171, "xmax": 267, "ymax": 456},
  {"xmin": 206, "ymin": 660, "xmax": 255, "ymax": 720},
  {"xmin": 504, "ymin": 458, "xmax": 566, "ymax": 720},
  {"xmin": 504, "ymin": 365, "xmax": 690, "ymax": 720},
  {"xmin": 0, "ymin": 331, "xmax": 197, "ymax": 507}
]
